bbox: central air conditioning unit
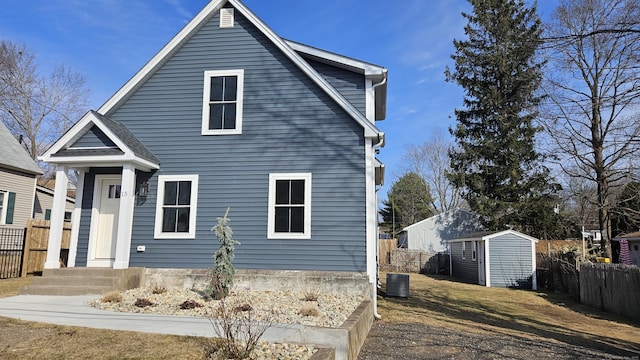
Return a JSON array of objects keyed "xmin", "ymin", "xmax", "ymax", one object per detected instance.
[{"xmin": 386, "ymin": 273, "xmax": 409, "ymax": 298}]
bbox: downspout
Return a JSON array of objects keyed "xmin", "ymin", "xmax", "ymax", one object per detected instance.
[
  {"xmin": 372, "ymin": 132, "xmax": 385, "ymax": 320},
  {"xmin": 370, "ymin": 73, "xmax": 386, "ymax": 320}
]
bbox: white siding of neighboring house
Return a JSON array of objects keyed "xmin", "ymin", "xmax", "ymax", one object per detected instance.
[{"xmin": 403, "ymin": 209, "xmax": 483, "ymax": 253}]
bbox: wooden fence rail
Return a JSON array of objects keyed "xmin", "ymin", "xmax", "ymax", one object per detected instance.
[{"xmin": 580, "ymin": 262, "xmax": 640, "ymax": 321}]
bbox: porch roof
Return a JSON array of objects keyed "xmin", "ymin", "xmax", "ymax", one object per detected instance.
[{"xmin": 40, "ymin": 110, "xmax": 160, "ymax": 172}]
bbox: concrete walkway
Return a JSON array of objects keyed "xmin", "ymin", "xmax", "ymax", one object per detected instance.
[{"xmin": 0, "ymin": 295, "xmax": 348, "ymax": 359}]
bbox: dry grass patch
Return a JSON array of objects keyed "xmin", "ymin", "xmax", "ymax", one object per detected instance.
[
  {"xmin": 0, "ymin": 316, "xmax": 210, "ymax": 360},
  {"xmin": 0, "ymin": 277, "xmax": 211, "ymax": 359},
  {"xmin": 0, "ymin": 277, "xmax": 31, "ymax": 298},
  {"xmin": 378, "ymin": 273, "xmax": 640, "ymax": 354}
]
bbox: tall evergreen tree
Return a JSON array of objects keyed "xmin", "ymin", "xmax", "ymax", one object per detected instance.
[
  {"xmin": 446, "ymin": 0, "xmax": 553, "ymax": 232},
  {"xmin": 379, "ymin": 172, "xmax": 433, "ymax": 237}
]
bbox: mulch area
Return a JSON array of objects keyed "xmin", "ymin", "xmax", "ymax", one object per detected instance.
[{"xmin": 358, "ymin": 321, "xmax": 639, "ymax": 359}]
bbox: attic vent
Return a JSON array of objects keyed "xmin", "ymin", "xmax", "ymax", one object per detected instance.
[{"xmin": 220, "ymin": 8, "xmax": 234, "ymax": 28}]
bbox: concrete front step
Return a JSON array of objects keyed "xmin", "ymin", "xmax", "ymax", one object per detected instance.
[{"xmin": 19, "ymin": 267, "xmax": 145, "ymax": 296}]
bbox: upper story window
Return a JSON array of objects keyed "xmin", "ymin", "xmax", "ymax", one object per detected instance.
[
  {"xmin": 154, "ymin": 175, "xmax": 199, "ymax": 239},
  {"xmin": 268, "ymin": 173, "xmax": 312, "ymax": 239},
  {"xmin": 202, "ymin": 69, "xmax": 244, "ymax": 135}
]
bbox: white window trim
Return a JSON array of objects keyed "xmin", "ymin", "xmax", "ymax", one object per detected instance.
[
  {"xmin": 201, "ymin": 69, "xmax": 244, "ymax": 135},
  {"xmin": 462, "ymin": 241, "xmax": 466, "ymax": 260},
  {"xmin": 267, "ymin": 173, "xmax": 311, "ymax": 240},
  {"xmin": 154, "ymin": 174, "xmax": 199, "ymax": 239},
  {"xmin": 0, "ymin": 191, "xmax": 6, "ymax": 225}
]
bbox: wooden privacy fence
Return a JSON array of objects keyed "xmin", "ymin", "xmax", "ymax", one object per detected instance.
[
  {"xmin": 378, "ymin": 239, "xmax": 397, "ymax": 270},
  {"xmin": 580, "ymin": 263, "xmax": 640, "ymax": 321},
  {"xmin": 21, "ymin": 219, "xmax": 71, "ymax": 277}
]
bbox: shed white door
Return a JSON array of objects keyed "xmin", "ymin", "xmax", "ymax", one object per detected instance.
[
  {"xmin": 477, "ymin": 241, "xmax": 486, "ymax": 286},
  {"xmin": 93, "ymin": 177, "xmax": 121, "ymax": 260}
]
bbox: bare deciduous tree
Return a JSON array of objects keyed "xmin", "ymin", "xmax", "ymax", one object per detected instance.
[
  {"xmin": 0, "ymin": 40, "xmax": 89, "ymax": 171},
  {"xmin": 403, "ymin": 130, "xmax": 462, "ymax": 213},
  {"xmin": 542, "ymin": 0, "xmax": 640, "ymax": 257}
]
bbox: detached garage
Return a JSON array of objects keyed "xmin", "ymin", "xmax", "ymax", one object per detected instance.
[{"xmin": 449, "ymin": 230, "xmax": 538, "ymax": 290}]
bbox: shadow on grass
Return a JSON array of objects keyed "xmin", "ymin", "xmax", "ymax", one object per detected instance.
[{"xmin": 379, "ymin": 274, "xmax": 640, "ymax": 358}]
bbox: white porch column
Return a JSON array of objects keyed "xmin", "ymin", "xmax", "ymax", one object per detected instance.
[
  {"xmin": 113, "ymin": 164, "xmax": 136, "ymax": 269},
  {"xmin": 67, "ymin": 170, "xmax": 85, "ymax": 267},
  {"xmin": 44, "ymin": 166, "xmax": 69, "ymax": 269}
]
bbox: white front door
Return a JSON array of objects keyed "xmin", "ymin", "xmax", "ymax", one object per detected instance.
[
  {"xmin": 88, "ymin": 175, "xmax": 121, "ymax": 266},
  {"xmin": 477, "ymin": 241, "xmax": 486, "ymax": 286}
]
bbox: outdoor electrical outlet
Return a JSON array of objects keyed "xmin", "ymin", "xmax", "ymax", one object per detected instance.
[{"xmin": 137, "ymin": 246, "xmax": 145, "ymax": 252}]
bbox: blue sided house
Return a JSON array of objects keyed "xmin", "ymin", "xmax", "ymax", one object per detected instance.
[{"xmin": 40, "ymin": 0, "xmax": 387, "ymax": 301}]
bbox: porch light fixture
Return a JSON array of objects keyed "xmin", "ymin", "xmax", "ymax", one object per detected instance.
[{"xmin": 138, "ymin": 181, "xmax": 149, "ymax": 198}]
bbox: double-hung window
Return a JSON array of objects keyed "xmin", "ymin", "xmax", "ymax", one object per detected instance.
[
  {"xmin": 268, "ymin": 173, "xmax": 311, "ymax": 239},
  {"xmin": 154, "ymin": 175, "xmax": 199, "ymax": 239},
  {"xmin": 202, "ymin": 69, "xmax": 244, "ymax": 135},
  {"xmin": 0, "ymin": 191, "xmax": 15, "ymax": 225},
  {"xmin": 461, "ymin": 241, "xmax": 466, "ymax": 260}
]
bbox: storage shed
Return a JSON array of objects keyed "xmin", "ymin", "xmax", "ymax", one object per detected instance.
[
  {"xmin": 449, "ymin": 230, "xmax": 538, "ymax": 290},
  {"xmin": 399, "ymin": 208, "xmax": 483, "ymax": 253}
]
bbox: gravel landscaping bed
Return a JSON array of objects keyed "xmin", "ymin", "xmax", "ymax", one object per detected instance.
[
  {"xmin": 91, "ymin": 287, "xmax": 364, "ymax": 328},
  {"xmin": 90, "ymin": 287, "xmax": 365, "ymax": 359}
]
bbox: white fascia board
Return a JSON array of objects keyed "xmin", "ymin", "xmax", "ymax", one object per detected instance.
[
  {"xmin": 98, "ymin": 0, "xmax": 226, "ymax": 114},
  {"xmin": 40, "ymin": 111, "xmax": 96, "ymax": 161},
  {"xmin": 285, "ymin": 40, "xmax": 387, "ymax": 77},
  {"xmin": 46, "ymin": 156, "xmax": 159, "ymax": 172},
  {"xmin": 482, "ymin": 229, "xmax": 538, "ymax": 243}
]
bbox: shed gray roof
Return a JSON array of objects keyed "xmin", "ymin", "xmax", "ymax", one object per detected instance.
[{"xmin": 0, "ymin": 121, "xmax": 43, "ymax": 175}]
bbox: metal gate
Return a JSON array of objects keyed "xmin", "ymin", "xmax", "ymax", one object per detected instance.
[{"xmin": 0, "ymin": 227, "xmax": 26, "ymax": 279}]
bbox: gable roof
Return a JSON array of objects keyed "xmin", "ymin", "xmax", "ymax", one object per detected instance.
[
  {"xmin": 402, "ymin": 208, "xmax": 478, "ymax": 232},
  {"xmin": 449, "ymin": 229, "xmax": 538, "ymax": 243},
  {"xmin": 0, "ymin": 121, "xmax": 43, "ymax": 175},
  {"xmin": 40, "ymin": 111, "xmax": 160, "ymax": 171},
  {"xmin": 96, "ymin": 0, "xmax": 385, "ymax": 142}
]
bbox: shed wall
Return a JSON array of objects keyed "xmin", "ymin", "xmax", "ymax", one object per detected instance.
[
  {"xmin": 488, "ymin": 234, "xmax": 534, "ymax": 288},
  {"xmin": 450, "ymin": 241, "xmax": 478, "ymax": 284}
]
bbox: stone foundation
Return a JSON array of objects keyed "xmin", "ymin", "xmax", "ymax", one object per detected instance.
[{"xmin": 143, "ymin": 268, "xmax": 372, "ymax": 297}]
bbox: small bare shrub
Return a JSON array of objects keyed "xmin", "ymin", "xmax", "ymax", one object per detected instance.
[
  {"xmin": 302, "ymin": 289, "xmax": 321, "ymax": 302},
  {"xmin": 152, "ymin": 285, "xmax": 167, "ymax": 295},
  {"xmin": 134, "ymin": 298, "xmax": 154, "ymax": 308},
  {"xmin": 208, "ymin": 298, "xmax": 273, "ymax": 359},
  {"xmin": 299, "ymin": 303, "xmax": 319, "ymax": 317},
  {"xmin": 101, "ymin": 291, "xmax": 122, "ymax": 303},
  {"xmin": 179, "ymin": 299, "xmax": 203, "ymax": 310}
]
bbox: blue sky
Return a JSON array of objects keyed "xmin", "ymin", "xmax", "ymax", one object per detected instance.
[{"xmin": 0, "ymin": 0, "xmax": 556, "ymax": 190}]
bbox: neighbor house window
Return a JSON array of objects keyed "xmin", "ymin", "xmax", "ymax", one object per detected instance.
[
  {"xmin": 268, "ymin": 173, "xmax": 311, "ymax": 239},
  {"xmin": 0, "ymin": 191, "xmax": 15, "ymax": 225},
  {"xmin": 202, "ymin": 69, "xmax": 244, "ymax": 135},
  {"xmin": 472, "ymin": 241, "xmax": 477, "ymax": 261},
  {"xmin": 461, "ymin": 241, "xmax": 466, "ymax": 259},
  {"xmin": 154, "ymin": 175, "xmax": 199, "ymax": 239}
]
